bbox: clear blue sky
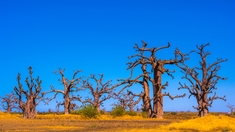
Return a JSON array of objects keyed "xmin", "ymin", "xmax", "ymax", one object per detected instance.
[{"xmin": 0, "ymin": 0, "xmax": 234, "ymax": 112}]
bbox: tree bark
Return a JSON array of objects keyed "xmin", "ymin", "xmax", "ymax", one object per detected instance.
[
  {"xmin": 64, "ymin": 93, "xmax": 70, "ymax": 114},
  {"xmin": 143, "ymin": 78, "xmax": 152, "ymax": 118},
  {"xmin": 153, "ymin": 62, "xmax": 164, "ymax": 118}
]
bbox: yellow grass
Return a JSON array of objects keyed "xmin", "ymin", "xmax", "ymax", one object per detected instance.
[
  {"xmin": 124, "ymin": 115, "xmax": 235, "ymax": 132},
  {"xmin": 1, "ymin": 112, "xmax": 235, "ymax": 132}
]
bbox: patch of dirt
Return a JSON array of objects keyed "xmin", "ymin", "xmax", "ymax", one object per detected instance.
[{"xmin": 0, "ymin": 119, "xmax": 173, "ymax": 132}]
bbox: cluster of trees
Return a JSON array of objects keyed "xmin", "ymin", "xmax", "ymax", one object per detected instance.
[{"xmin": 1, "ymin": 42, "xmax": 228, "ymax": 119}]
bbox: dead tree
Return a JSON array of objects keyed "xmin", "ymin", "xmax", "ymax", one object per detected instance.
[
  {"xmin": 122, "ymin": 41, "xmax": 185, "ymax": 118},
  {"xmin": 112, "ymin": 91, "xmax": 142, "ymax": 111},
  {"xmin": 0, "ymin": 92, "xmax": 19, "ymax": 113},
  {"xmin": 135, "ymin": 41, "xmax": 185, "ymax": 118},
  {"xmin": 77, "ymin": 74, "xmax": 125, "ymax": 113},
  {"xmin": 14, "ymin": 66, "xmax": 44, "ymax": 118},
  {"xmin": 122, "ymin": 46, "xmax": 153, "ymax": 117},
  {"xmin": 176, "ymin": 43, "xmax": 227, "ymax": 117},
  {"xmin": 227, "ymin": 104, "xmax": 235, "ymax": 115},
  {"xmin": 45, "ymin": 68, "xmax": 82, "ymax": 114}
]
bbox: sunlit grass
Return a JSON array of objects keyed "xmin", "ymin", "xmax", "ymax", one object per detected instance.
[
  {"xmin": 124, "ymin": 115, "xmax": 235, "ymax": 132},
  {"xmin": 1, "ymin": 112, "xmax": 235, "ymax": 132}
]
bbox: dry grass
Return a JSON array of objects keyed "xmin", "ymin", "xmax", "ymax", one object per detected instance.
[{"xmin": 0, "ymin": 112, "xmax": 234, "ymax": 132}]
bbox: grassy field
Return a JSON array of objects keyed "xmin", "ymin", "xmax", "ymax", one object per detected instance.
[{"xmin": 0, "ymin": 112, "xmax": 234, "ymax": 132}]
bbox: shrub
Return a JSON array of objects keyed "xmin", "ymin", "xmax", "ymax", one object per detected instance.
[
  {"xmin": 110, "ymin": 106, "xmax": 126, "ymax": 117},
  {"xmin": 126, "ymin": 111, "xmax": 137, "ymax": 116},
  {"xmin": 100, "ymin": 110, "xmax": 105, "ymax": 115},
  {"xmin": 71, "ymin": 109, "xmax": 82, "ymax": 115},
  {"xmin": 140, "ymin": 111, "xmax": 147, "ymax": 118},
  {"xmin": 76, "ymin": 104, "xmax": 99, "ymax": 119}
]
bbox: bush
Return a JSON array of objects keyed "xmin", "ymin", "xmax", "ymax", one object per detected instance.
[
  {"xmin": 140, "ymin": 111, "xmax": 147, "ymax": 118},
  {"xmin": 126, "ymin": 111, "xmax": 137, "ymax": 116},
  {"xmin": 73, "ymin": 104, "xmax": 99, "ymax": 119},
  {"xmin": 110, "ymin": 106, "xmax": 126, "ymax": 117},
  {"xmin": 100, "ymin": 110, "xmax": 105, "ymax": 115}
]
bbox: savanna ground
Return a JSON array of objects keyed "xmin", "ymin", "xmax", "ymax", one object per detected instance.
[{"xmin": 0, "ymin": 112, "xmax": 235, "ymax": 132}]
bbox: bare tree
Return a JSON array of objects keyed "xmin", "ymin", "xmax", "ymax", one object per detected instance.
[
  {"xmin": 14, "ymin": 66, "xmax": 44, "ymax": 118},
  {"xmin": 227, "ymin": 104, "xmax": 235, "ymax": 115},
  {"xmin": 45, "ymin": 68, "xmax": 82, "ymax": 114},
  {"xmin": 78, "ymin": 74, "xmax": 125, "ymax": 113},
  {"xmin": 112, "ymin": 91, "xmax": 142, "ymax": 111},
  {"xmin": 176, "ymin": 43, "xmax": 227, "ymax": 117},
  {"xmin": 0, "ymin": 92, "xmax": 19, "ymax": 113},
  {"xmin": 121, "ymin": 41, "xmax": 185, "ymax": 118}
]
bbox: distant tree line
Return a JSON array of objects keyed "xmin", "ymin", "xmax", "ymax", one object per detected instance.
[{"xmin": 0, "ymin": 42, "xmax": 228, "ymax": 119}]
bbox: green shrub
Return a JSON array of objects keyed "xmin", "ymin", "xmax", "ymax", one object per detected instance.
[
  {"xmin": 75, "ymin": 104, "xmax": 99, "ymax": 119},
  {"xmin": 140, "ymin": 111, "xmax": 147, "ymax": 118},
  {"xmin": 71, "ymin": 109, "xmax": 83, "ymax": 115},
  {"xmin": 100, "ymin": 110, "xmax": 105, "ymax": 115},
  {"xmin": 126, "ymin": 111, "xmax": 137, "ymax": 116},
  {"xmin": 110, "ymin": 106, "xmax": 126, "ymax": 117}
]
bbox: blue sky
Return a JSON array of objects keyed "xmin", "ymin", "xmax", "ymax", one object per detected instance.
[{"xmin": 0, "ymin": 0, "xmax": 234, "ymax": 112}]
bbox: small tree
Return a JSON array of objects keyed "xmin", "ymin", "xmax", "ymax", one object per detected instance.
[
  {"xmin": 14, "ymin": 66, "xmax": 44, "ymax": 118},
  {"xmin": 113, "ymin": 91, "xmax": 142, "ymax": 112},
  {"xmin": 0, "ymin": 92, "xmax": 18, "ymax": 113},
  {"xmin": 227, "ymin": 104, "xmax": 235, "ymax": 115},
  {"xmin": 78, "ymin": 74, "xmax": 125, "ymax": 113},
  {"xmin": 177, "ymin": 43, "xmax": 227, "ymax": 117},
  {"xmin": 45, "ymin": 68, "xmax": 82, "ymax": 114}
]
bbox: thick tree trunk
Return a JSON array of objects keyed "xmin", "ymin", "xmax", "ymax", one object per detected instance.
[
  {"xmin": 94, "ymin": 95, "xmax": 100, "ymax": 113},
  {"xmin": 198, "ymin": 94, "xmax": 209, "ymax": 117},
  {"xmin": 96, "ymin": 104, "xmax": 100, "ymax": 113},
  {"xmin": 22, "ymin": 100, "xmax": 37, "ymax": 119},
  {"xmin": 143, "ymin": 79, "xmax": 152, "ymax": 118},
  {"xmin": 64, "ymin": 93, "xmax": 70, "ymax": 114},
  {"xmin": 153, "ymin": 66, "xmax": 164, "ymax": 118},
  {"xmin": 7, "ymin": 102, "xmax": 11, "ymax": 114}
]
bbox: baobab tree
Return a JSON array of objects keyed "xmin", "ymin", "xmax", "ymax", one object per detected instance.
[
  {"xmin": 14, "ymin": 66, "xmax": 45, "ymax": 118},
  {"xmin": 176, "ymin": 43, "xmax": 227, "ymax": 117},
  {"xmin": 134, "ymin": 41, "xmax": 185, "ymax": 118},
  {"xmin": 0, "ymin": 92, "xmax": 18, "ymax": 113},
  {"xmin": 227, "ymin": 104, "xmax": 235, "ymax": 115},
  {"xmin": 112, "ymin": 91, "xmax": 142, "ymax": 112},
  {"xmin": 120, "ymin": 41, "xmax": 185, "ymax": 118},
  {"xmin": 78, "ymin": 74, "xmax": 125, "ymax": 113},
  {"xmin": 45, "ymin": 68, "xmax": 82, "ymax": 114}
]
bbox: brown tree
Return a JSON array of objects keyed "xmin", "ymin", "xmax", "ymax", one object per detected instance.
[
  {"xmin": 45, "ymin": 68, "xmax": 82, "ymax": 114},
  {"xmin": 112, "ymin": 91, "xmax": 142, "ymax": 111},
  {"xmin": 121, "ymin": 41, "xmax": 185, "ymax": 118},
  {"xmin": 176, "ymin": 43, "xmax": 227, "ymax": 117},
  {"xmin": 14, "ymin": 66, "xmax": 44, "ymax": 118},
  {"xmin": 227, "ymin": 104, "xmax": 235, "ymax": 115},
  {"xmin": 0, "ymin": 92, "xmax": 18, "ymax": 113},
  {"xmin": 78, "ymin": 74, "xmax": 125, "ymax": 113}
]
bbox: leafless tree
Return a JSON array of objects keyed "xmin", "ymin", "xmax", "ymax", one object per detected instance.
[
  {"xmin": 77, "ymin": 74, "xmax": 126, "ymax": 113},
  {"xmin": 119, "ymin": 41, "xmax": 185, "ymax": 118},
  {"xmin": 45, "ymin": 68, "xmax": 82, "ymax": 114},
  {"xmin": 112, "ymin": 91, "xmax": 142, "ymax": 111},
  {"xmin": 227, "ymin": 104, "xmax": 235, "ymax": 115},
  {"xmin": 14, "ymin": 66, "xmax": 45, "ymax": 118},
  {"xmin": 176, "ymin": 43, "xmax": 227, "ymax": 117},
  {"xmin": 0, "ymin": 92, "xmax": 19, "ymax": 113}
]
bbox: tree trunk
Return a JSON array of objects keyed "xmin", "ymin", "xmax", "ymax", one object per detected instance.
[
  {"xmin": 153, "ymin": 65, "xmax": 164, "ymax": 118},
  {"xmin": 22, "ymin": 100, "xmax": 37, "ymax": 119},
  {"xmin": 7, "ymin": 102, "xmax": 11, "ymax": 114},
  {"xmin": 198, "ymin": 97, "xmax": 209, "ymax": 117},
  {"xmin": 96, "ymin": 104, "xmax": 100, "ymax": 113},
  {"xmin": 143, "ymin": 79, "xmax": 152, "ymax": 118},
  {"xmin": 64, "ymin": 94, "xmax": 70, "ymax": 114}
]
